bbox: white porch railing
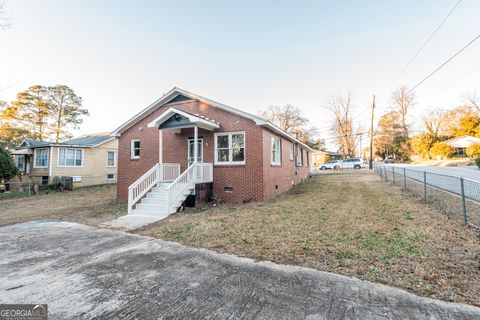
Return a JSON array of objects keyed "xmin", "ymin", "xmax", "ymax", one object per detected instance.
[
  {"xmin": 127, "ymin": 163, "xmax": 181, "ymax": 213},
  {"xmin": 166, "ymin": 163, "xmax": 213, "ymax": 212},
  {"xmin": 160, "ymin": 163, "xmax": 181, "ymax": 181}
]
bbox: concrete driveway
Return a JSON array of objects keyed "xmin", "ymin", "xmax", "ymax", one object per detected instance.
[{"xmin": 1, "ymin": 222, "xmax": 479, "ymax": 319}]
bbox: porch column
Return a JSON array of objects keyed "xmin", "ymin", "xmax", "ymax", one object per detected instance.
[
  {"xmin": 194, "ymin": 125, "xmax": 198, "ymax": 182},
  {"xmin": 158, "ymin": 129, "xmax": 163, "ymax": 164}
]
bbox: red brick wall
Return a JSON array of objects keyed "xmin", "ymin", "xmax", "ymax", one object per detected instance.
[
  {"xmin": 117, "ymin": 99, "xmax": 265, "ymax": 203},
  {"xmin": 261, "ymin": 128, "xmax": 311, "ymax": 200}
]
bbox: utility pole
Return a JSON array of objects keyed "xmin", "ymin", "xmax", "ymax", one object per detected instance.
[{"xmin": 369, "ymin": 95, "xmax": 375, "ymax": 170}]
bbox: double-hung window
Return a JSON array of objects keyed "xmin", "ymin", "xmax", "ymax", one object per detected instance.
[
  {"xmin": 289, "ymin": 143, "xmax": 294, "ymax": 160},
  {"xmin": 271, "ymin": 136, "xmax": 281, "ymax": 165},
  {"xmin": 17, "ymin": 155, "xmax": 25, "ymax": 171},
  {"xmin": 215, "ymin": 132, "xmax": 245, "ymax": 164},
  {"xmin": 295, "ymin": 145, "xmax": 302, "ymax": 167},
  {"xmin": 107, "ymin": 151, "xmax": 116, "ymax": 167},
  {"xmin": 34, "ymin": 148, "xmax": 49, "ymax": 168},
  {"xmin": 131, "ymin": 140, "xmax": 140, "ymax": 159},
  {"xmin": 58, "ymin": 148, "xmax": 83, "ymax": 167}
]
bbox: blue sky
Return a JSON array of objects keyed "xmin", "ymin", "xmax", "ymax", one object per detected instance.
[{"xmin": 1, "ymin": 0, "xmax": 479, "ymax": 148}]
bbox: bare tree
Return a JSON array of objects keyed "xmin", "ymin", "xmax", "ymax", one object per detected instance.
[
  {"xmin": 422, "ymin": 110, "xmax": 447, "ymax": 138},
  {"xmin": 326, "ymin": 92, "xmax": 357, "ymax": 157},
  {"xmin": 260, "ymin": 104, "xmax": 322, "ymax": 149},
  {"xmin": 465, "ymin": 91, "xmax": 480, "ymax": 113},
  {"xmin": 391, "ymin": 86, "xmax": 415, "ymax": 138}
]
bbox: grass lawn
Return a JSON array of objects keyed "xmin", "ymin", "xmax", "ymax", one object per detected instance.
[
  {"xmin": 0, "ymin": 184, "xmax": 126, "ymax": 227},
  {"xmin": 138, "ymin": 172, "xmax": 480, "ymax": 306}
]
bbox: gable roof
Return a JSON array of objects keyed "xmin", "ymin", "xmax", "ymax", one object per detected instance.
[
  {"xmin": 112, "ymin": 87, "xmax": 314, "ymax": 151},
  {"xmin": 445, "ymin": 135, "xmax": 480, "ymax": 148}
]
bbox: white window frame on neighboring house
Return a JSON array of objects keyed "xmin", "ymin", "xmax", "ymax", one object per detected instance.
[
  {"xmin": 34, "ymin": 148, "xmax": 49, "ymax": 168},
  {"xmin": 214, "ymin": 131, "xmax": 245, "ymax": 165},
  {"xmin": 295, "ymin": 145, "xmax": 302, "ymax": 167},
  {"xmin": 289, "ymin": 143, "xmax": 294, "ymax": 160},
  {"xmin": 106, "ymin": 173, "xmax": 116, "ymax": 181},
  {"xmin": 17, "ymin": 155, "xmax": 26, "ymax": 172},
  {"xmin": 271, "ymin": 136, "xmax": 281, "ymax": 166},
  {"xmin": 131, "ymin": 139, "xmax": 140, "ymax": 159},
  {"xmin": 58, "ymin": 148, "xmax": 84, "ymax": 167},
  {"xmin": 106, "ymin": 151, "xmax": 116, "ymax": 167}
]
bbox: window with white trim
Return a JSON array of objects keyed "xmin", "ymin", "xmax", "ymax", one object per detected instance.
[
  {"xmin": 131, "ymin": 139, "xmax": 140, "ymax": 159},
  {"xmin": 58, "ymin": 148, "xmax": 83, "ymax": 167},
  {"xmin": 107, "ymin": 151, "xmax": 116, "ymax": 167},
  {"xmin": 295, "ymin": 145, "xmax": 302, "ymax": 167},
  {"xmin": 106, "ymin": 173, "xmax": 116, "ymax": 180},
  {"xmin": 214, "ymin": 132, "xmax": 245, "ymax": 164},
  {"xmin": 271, "ymin": 136, "xmax": 281, "ymax": 165},
  {"xmin": 34, "ymin": 148, "xmax": 49, "ymax": 168},
  {"xmin": 289, "ymin": 143, "xmax": 294, "ymax": 160},
  {"xmin": 17, "ymin": 155, "xmax": 25, "ymax": 171}
]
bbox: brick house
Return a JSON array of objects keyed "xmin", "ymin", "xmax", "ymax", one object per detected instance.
[{"xmin": 112, "ymin": 88, "xmax": 313, "ymax": 218}]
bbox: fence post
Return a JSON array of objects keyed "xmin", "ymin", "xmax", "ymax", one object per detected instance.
[
  {"xmin": 403, "ymin": 168, "xmax": 407, "ymax": 190},
  {"xmin": 423, "ymin": 171, "xmax": 427, "ymax": 202},
  {"xmin": 28, "ymin": 181, "xmax": 31, "ymax": 197},
  {"xmin": 384, "ymin": 166, "xmax": 388, "ymax": 181},
  {"xmin": 460, "ymin": 178, "xmax": 468, "ymax": 225},
  {"xmin": 392, "ymin": 167, "xmax": 395, "ymax": 185}
]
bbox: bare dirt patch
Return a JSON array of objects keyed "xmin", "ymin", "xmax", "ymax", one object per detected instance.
[
  {"xmin": 0, "ymin": 184, "xmax": 126, "ymax": 227},
  {"xmin": 137, "ymin": 172, "xmax": 480, "ymax": 306}
]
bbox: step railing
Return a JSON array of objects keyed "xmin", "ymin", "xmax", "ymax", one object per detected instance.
[
  {"xmin": 128, "ymin": 163, "xmax": 160, "ymax": 214},
  {"xmin": 166, "ymin": 163, "xmax": 214, "ymax": 212}
]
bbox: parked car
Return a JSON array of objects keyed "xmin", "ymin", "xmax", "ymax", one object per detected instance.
[
  {"xmin": 320, "ymin": 160, "xmax": 341, "ymax": 170},
  {"xmin": 384, "ymin": 157, "xmax": 395, "ymax": 163},
  {"xmin": 340, "ymin": 158, "xmax": 366, "ymax": 169}
]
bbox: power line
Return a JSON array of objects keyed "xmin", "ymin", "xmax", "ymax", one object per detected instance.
[{"xmin": 390, "ymin": 0, "xmax": 463, "ymax": 86}]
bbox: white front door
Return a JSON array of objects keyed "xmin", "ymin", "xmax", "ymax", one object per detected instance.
[{"xmin": 188, "ymin": 138, "xmax": 203, "ymax": 166}]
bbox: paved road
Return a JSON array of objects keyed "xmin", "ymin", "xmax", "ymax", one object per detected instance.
[
  {"xmin": 1, "ymin": 221, "xmax": 479, "ymax": 319},
  {"xmin": 390, "ymin": 164, "xmax": 480, "ymax": 181}
]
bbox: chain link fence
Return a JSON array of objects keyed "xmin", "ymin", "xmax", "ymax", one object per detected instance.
[{"xmin": 374, "ymin": 164, "xmax": 480, "ymax": 228}]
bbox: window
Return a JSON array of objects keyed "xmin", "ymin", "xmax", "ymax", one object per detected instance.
[
  {"xmin": 17, "ymin": 155, "xmax": 25, "ymax": 171},
  {"xmin": 271, "ymin": 136, "xmax": 281, "ymax": 165},
  {"xmin": 131, "ymin": 139, "xmax": 140, "ymax": 159},
  {"xmin": 106, "ymin": 173, "xmax": 116, "ymax": 180},
  {"xmin": 289, "ymin": 144, "xmax": 294, "ymax": 160},
  {"xmin": 34, "ymin": 148, "xmax": 49, "ymax": 168},
  {"xmin": 58, "ymin": 148, "xmax": 83, "ymax": 167},
  {"xmin": 214, "ymin": 132, "xmax": 245, "ymax": 164},
  {"xmin": 306, "ymin": 151, "xmax": 309, "ymax": 167},
  {"xmin": 295, "ymin": 145, "xmax": 302, "ymax": 167},
  {"xmin": 107, "ymin": 151, "xmax": 116, "ymax": 167}
]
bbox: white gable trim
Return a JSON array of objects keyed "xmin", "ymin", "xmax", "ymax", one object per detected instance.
[{"xmin": 147, "ymin": 107, "xmax": 220, "ymax": 131}]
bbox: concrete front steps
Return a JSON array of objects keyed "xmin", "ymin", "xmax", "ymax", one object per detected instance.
[{"xmin": 102, "ymin": 182, "xmax": 194, "ymax": 230}]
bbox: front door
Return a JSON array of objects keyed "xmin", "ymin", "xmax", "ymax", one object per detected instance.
[{"xmin": 188, "ymin": 138, "xmax": 203, "ymax": 166}]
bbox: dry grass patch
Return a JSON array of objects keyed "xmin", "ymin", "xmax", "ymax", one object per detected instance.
[
  {"xmin": 0, "ymin": 184, "xmax": 126, "ymax": 227},
  {"xmin": 138, "ymin": 172, "xmax": 480, "ymax": 306}
]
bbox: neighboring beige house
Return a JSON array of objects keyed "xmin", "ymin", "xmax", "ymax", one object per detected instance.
[
  {"xmin": 311, "ymin": 150, "xmax": 342, "ymax": 170},
  {"xmin": 12, "ymin": 135, "xmax": 118, "ymax": 187}
]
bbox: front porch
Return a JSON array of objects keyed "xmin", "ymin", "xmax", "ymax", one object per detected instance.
[{"xmin": 127, "ymin": 107, "xmax": 219, "ymax": 216}]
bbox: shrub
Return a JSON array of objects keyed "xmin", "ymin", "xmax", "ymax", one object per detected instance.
[
  {"xmin": 466, "ymin": 144, "xmax": 480, "ymax": 158},
  {"xmin": 0, "ymin": 145, "xmax": 18, "ymax": 181},
  {"xmin": 475, "ymin": 157, "xmax": 480, "ymax": 169},
  {"xmin": 429, "ymin": 142, "xmax": 453, "ymax": 159}
]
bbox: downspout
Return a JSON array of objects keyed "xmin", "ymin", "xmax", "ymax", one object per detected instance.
[{"xmin": 48, "ymin": 146, "xmax": 54, "ymax": 182}]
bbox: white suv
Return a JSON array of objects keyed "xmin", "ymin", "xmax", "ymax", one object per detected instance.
[
  {"xmin": 320, "ymin": 160, "xmax": 341, "ymax": 170},
  {"xmin": 340, "ymin": 158, "xmax": 365, "ymax": 169}
]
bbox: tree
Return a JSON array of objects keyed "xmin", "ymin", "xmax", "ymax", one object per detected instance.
[
  {"xmin": 375, "ymin": 110, "xmax": 408, "ymax": 160},
  {"xmin": 466, "ymin": 144, "xmax": 480, "ymax": 158},
  {"xmin": 430, "ymin": 141, "xmax": 453, "ymax": 159},
  {"xmin": 0, "ymin": 145, "xmax": 18, "ymax": 180},
  {"xmin": 0, "ymin": 101, "xmax": 29, "ymax": 150},
  {"xmin": 391, "ymin": 86, "xmax": 415, "ymax": 138},
  {"xmin": 422, "ymin": 110, "xmax": 447, "ymax": 139},
  {"xmin": 326, "ymin": 92, "xmax": 358, "ymax": 157},
  {"xmin": 10, "ymin": 85, "xmax": 50, "ymax": 140},
  {"xmin": 410, "ymin": 133, "xmax": 437, "ymax": 159},
  {"xmin": 465, "ymin": 92, "xmax": 479, "ymax": 114},
  {"xmin": 260, "ymin": 104, "xmax": 321, "ymax": 149},
  {"xmin": 48, "ymin": 85, "xmax": 88, "ymax": 143}
]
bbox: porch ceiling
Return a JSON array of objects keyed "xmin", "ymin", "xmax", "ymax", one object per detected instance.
[{"xmin": 147, "ymin": 107, "xmax": 220, "ymax": 131}]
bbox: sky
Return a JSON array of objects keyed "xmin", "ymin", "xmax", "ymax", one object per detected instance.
[{"xmin": 0, "ymin": 0, "xmax": 479, "ymax": 150}]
